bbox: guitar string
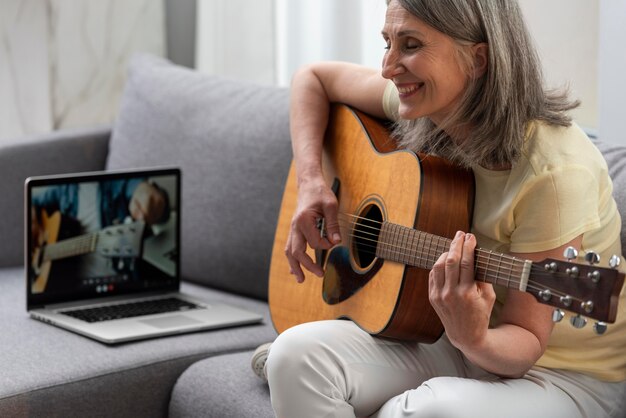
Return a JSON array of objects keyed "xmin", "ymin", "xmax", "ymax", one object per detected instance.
[
  {"xmin": 337, "ymin": 212, "xmax": 537, "ymax": 274},
  {"xmin": 334, "ymin": 228, "xmax": 594, "ymax": 308},
  {"xmin": 319, "ymin": 211, "xmax": 613, "ymax": 316},
  {"xmin": 330, "ymin": 213, "xmax": 598, "ymax": 306},
  {"xmin": 337, "ymin": 212, "xmax": 592, "ymax": 278},
  {"xmin": 335, "ymin": 213, "xmax": 585, "ymax": 296}
]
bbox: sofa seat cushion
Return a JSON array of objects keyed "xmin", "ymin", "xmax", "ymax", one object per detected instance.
[
  {"xmin": 107, "ymin": 53, "xmax": 292, "ymax": 300},
  {"xmin": 169, "ymin": 350, "xmax": 274, "ymax": 418},
  {"xmin": 0, "ymin": 267, "xmax": 276, "ymax": 417}
]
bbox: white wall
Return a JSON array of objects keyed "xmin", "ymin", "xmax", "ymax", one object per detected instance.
[
  {"xmin": 195, "ymin": 0, "xmax": 386, "ymax": 86},
  {"xmin": 598, "ymin": 0, "xmax": 626, "ymax": 144},
  {"xmin": 275, "ymin": 0, "xmax": 387, "ymax": 86},
  {"xmin": 196, "ymin": 0, "xmax": 276, "ymax": 85},
  {"xmin": 1, "ymin": 0, "xmax": 52, "ymax": 140},
  {"xmin": 0, "ymin": 0, "xmax": 165, "ymax": 143},
  {"xmin": 518, "ymin": 0, "xmax": 599, "ymax": 132}
]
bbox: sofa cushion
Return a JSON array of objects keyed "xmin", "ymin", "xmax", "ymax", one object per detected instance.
[
  {"xmin": 593, "ymin": 139, "xmax": 626, "ymax": 257},
  {"xmin": 0, "ymin": 267, "xmax": 276, "ymax": 417},
  {"xmin": 107, "ymin": 53, "xmax": 292, "ymax": 300},
  {"xmin": 169, "ymin": 350, "xmax": 274, "ymax": 418}
]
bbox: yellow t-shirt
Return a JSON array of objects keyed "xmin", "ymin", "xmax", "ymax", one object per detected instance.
[{"xmin": 383, "ymin": 82, "xmax": 626, "ymax": 382}]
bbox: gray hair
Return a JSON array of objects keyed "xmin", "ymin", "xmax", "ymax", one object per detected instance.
[{"xmin": 390, "ymin": 0, "xmax": 579, "ymax": 169}]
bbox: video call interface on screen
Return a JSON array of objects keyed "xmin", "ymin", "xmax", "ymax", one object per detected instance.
[{"xmin": 28, "ymin": 173, "xmax": 179, "ymax": 301}]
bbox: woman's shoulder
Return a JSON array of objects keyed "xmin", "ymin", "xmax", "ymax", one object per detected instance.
[{"xmin": 521, "ymin": 120, "xmax": 607, "ymax": 176}]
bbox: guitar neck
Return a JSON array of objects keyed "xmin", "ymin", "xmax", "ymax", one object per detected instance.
[
  {"xmin": 376, "ymin": 222, "xmax": 531, "ymax": 292},
  {"xmin": 43, "ymin": 233, "xmax": 98, "ymax": 262}
]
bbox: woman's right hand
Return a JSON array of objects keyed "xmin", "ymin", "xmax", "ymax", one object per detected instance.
[
  {"xmin": 285, "ymin": 176, "xmax": 341, "ymax": 283},
  {"xmin": 285, "ymin": 62, "xmax": 389, "ymax": 283}
]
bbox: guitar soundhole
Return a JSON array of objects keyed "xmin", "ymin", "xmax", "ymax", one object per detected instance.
[
  {"xmin": 353, "ymin": 204, "xmax": 383, "ymax": 270},
  {"xmin": 322, "ymin": 201, "xmax": 385, "ymax": 305}
]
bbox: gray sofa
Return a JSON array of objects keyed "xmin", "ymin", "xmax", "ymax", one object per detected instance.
[
  {"xmin": 0, "ymin": 53, "xmax": 625, "ymax": 417},
  {"xmin": 0, "ymin": 54, "xmax": 280, "ymax": 417}
]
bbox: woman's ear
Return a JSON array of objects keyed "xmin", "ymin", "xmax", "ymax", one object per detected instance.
[{"xmin": 471, "ymin": 42, "xmax": 488, "ymax": 78}]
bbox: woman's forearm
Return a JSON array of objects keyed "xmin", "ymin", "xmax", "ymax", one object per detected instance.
[
  {"xmin": 289, "ymin": 65, "xmax": 331, "ymax": 186},
  {"xmin": 460, "ymin": 323, "xmax": 545, "ymax": 378}
]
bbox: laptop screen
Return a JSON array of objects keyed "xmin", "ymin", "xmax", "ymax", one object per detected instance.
[{"xmin": 26, "ymin": 168, "xmax": 181, "ymax": 308}]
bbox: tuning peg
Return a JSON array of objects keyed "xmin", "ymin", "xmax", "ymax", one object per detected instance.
[
  {"xmin": 587, "ymin": 269, "xmax": 601, "ymax": 284},
  {"xmin": 570, "ymin": 315, "xmax": 587, "ymax": 329},
  {"xmin": 552, "ymin": 309, "xmax": 565, "ymax": 323},
  {"xmin": 544, "ymin": 261, "xmax": 558, "ymax": 272},
  {"xmin": 563, "ymin": 246, "xmax": 578, "ymax": 261},
  {"xmin": 584, "ymin": 251, "xmax": 600, "ymax": 265},
  {"xmin": 593, "ymin": 321, "xmax": 608, "ymax": 335},
  {"xmin": 538, "ymin": 289, "xmax": 552, "ymax": 302},
  {"xmin": 559, "ymin": 295, "xmax": 572, "ymax": 307},
  {"xmin": 581, "ymin": 300, "xmax": 594, "ymax": 314},
  {"xmin": 609, "ymin": 255, "xmax": 621, "ymax": 269}
]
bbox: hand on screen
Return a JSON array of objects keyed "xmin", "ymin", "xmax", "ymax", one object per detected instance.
[{"xmin": 129, "ymin": 181, "xmax": 167, "ymax": 225}]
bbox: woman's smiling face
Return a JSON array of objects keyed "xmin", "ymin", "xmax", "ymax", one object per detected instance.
[{"xmin": 381, "ymin": 0, "xmax": 471, "ymax": 125}]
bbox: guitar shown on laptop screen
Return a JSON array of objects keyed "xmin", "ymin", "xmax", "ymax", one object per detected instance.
[{"xmin": 27, "ymin": 170, "xmax": 179, "ymax": 304}]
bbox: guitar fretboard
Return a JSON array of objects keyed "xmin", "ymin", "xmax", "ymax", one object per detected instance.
[
  {"xmin": 43, "ymin": 233, "xmax": 98, "ymax": 262},
  {"xmin": 375, "ymin": 221, "xmax": 531, "ymax": 291}
]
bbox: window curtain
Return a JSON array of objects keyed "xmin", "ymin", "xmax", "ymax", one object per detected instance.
[
  {"xmin": 0, "ymin": 0, "xmax": 165, "ymax": 143},
  {"xmin": 195, "ymin": 0, "xmax": 386, "ymax": 87}
]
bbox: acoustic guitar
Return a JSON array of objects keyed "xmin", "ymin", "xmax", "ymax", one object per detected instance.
[
  {"xmin": 31, "ymin": 210, "xmax": 145, "ymax": 294},
  {"xmin": 268, "ymin": 104, "xmax": 624, "ymax": 342}
]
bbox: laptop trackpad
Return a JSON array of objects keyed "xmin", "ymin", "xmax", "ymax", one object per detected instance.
[{"xmin": 140, "ymin": 315, "xmax": 203, "ymax": 329}]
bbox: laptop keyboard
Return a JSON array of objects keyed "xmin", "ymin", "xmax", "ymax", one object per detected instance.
[{"xmin": 60, "ymin": 297, "xmax": 201, "ymax": 323}]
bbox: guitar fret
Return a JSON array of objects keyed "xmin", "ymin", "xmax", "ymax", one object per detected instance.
[
  {"xmin": 376, "ymin": 223, "xmax": 386, "ymax": 259},
  {"xmin": 494, "ymin": 252, "xmax": 500, "ymax": 285},
  {"xmin": 400, "ymin": 226, "xmax": 409, "ymax": 265},
  {"xmin": 489, "ymin": 251, "xmax": 494, "ymax": 284},
  {"xmin": 416, "ymin": 231, "xmax": 424, "ymax": 266},
  {"xmin": 392, "ymin": 223, "xmax": 401, "ymax": 263},
  {"xmin": 426, "ymin": 233, "xmax": 434, "ymax": 267},
  {"xmin": 404, "ymin": 228, "xmax": 412, "ymax": 265},
  {"xmin": 436, "ymin": 235, "xmax": 447, "ymax": 265},
  {"xmin": 399, "ymin": 225, "xmax": 407, "ymax": 264},
  {"xmin": 400, "ymin": 225, "xmax": 408, "ymax": 264},
  {"xmin": 399, "ymin": 225, "xmax": 408, "ymax": 265},
  {"xmin": 506, "ymin": 258, "xmax": 512, "ymax": 289},
  {"xmin": 390, "ymin": 223, "xmax": 398, "ymax": 261},
  {"xmin": 409, "ymin": 229, "xmax": 419, "ymax": 267}
]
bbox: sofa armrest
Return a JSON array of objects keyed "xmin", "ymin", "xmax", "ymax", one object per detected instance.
[{"xmin": 0, "ymin": 126, "xmax": 111, "ymax": 267}]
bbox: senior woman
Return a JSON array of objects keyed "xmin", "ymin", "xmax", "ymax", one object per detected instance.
[{"xmin": 263, "ymin": 0, "xmax": 626, "ymax": 417}]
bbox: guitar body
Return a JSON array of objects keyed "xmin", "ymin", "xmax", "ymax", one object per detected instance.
[
  {"xmin": 31, "ymin": 211, "xmax": 81, "ymax": 293},
  {"xmin": 269, "ymin": 104, "xmax": 475, "ymax": 341}
]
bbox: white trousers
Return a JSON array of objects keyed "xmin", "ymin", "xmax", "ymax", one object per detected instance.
[{"xmin": 265, "ymin": 320, "xmax": 626, "ymax": 418}]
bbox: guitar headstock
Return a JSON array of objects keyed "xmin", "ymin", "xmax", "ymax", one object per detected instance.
[
  {"xmin": 96, "ymin": 221, "xmax": 146, "ymax": 258},
  {"xmin": 529, "ymin": 250, "xmax": 624, "ymax": 333}
]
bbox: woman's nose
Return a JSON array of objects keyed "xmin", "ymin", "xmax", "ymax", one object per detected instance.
[{"xmin": 381, "ymin": 49, "xmax": 404, "ymax": 80}]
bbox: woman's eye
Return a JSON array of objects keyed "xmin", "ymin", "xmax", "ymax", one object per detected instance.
[
  {"xmin": 382, "ymin": 39, "xmax": 421, "ymax": 52},
  {"xmin": 404, "ymin": 41, "xmax": 421, "ymax": 50}
]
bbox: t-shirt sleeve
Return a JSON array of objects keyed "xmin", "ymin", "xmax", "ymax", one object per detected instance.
[
  {"xmin": 510, "ymin": 165, "xmax": 602, "ymax": 253},
  {"xmin": 382, "ymin": 81, "xmax": 400, "ymax": 121}
]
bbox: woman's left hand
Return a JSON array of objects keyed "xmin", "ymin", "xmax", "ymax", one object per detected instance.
[{"xmin": 428, "ymin": 231, "xmax": 496, "ymax": 352}]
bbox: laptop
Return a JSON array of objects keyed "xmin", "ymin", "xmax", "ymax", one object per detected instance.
[{"xmin": 25, "ymin": 167, "xmax": 262, "ymax": 344}]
